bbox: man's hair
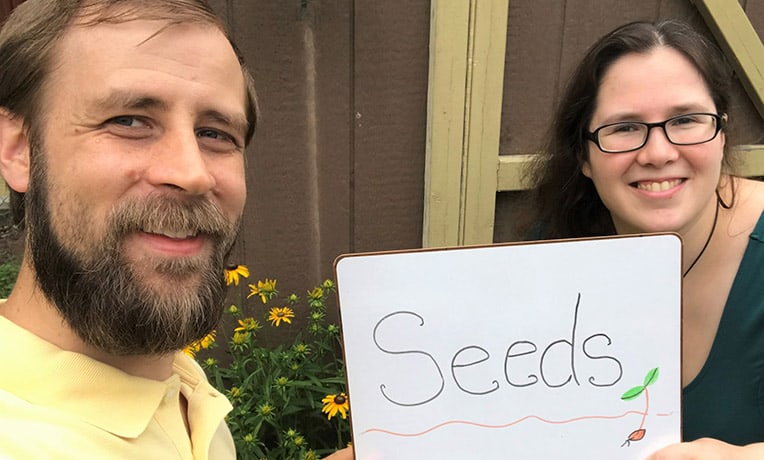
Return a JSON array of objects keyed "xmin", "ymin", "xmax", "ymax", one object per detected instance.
[
  {"xmin": 0, "ymin": 0, "xmax": 258, "ymax": 225},
  {"xmin": 521, "ymin": 19, "xmax": 734, "ymax": 239}
]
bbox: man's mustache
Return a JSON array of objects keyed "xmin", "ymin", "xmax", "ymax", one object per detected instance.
[{"xmin": 108, "ymin": 195, "xmax": 237, "ymax": 243}]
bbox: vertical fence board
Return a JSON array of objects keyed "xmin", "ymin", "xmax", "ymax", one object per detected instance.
[{"xmin": 352, "ymin": 2, "xmax": 430, "ymax": 252}]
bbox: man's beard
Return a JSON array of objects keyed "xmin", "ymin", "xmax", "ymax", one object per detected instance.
[{"xmin": 25, "ymin": 143, "xmax": 240, "ymax": 356}]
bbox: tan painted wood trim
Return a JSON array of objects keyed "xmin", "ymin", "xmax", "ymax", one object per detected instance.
[
  {"xmin": 423, "ymin": 0, "xmax": 509, "ymax": 247},
  {"xmin": 497, "ymin": 154, "xmax": 535, "ymax": 191},
  {"xmin": 734, "ymin": 146, "xmax": 764, "ymax": 178},
  {"xmin": 693, "ymin": 0, "xmax": 764, "ymax": 119},
  {"xmin": 460, "ymin": 0, "xmax": 509, "ymax": 245},
  {"xmin": 422, "ymin": 1, "xmax": 470, "ymax": 248}
]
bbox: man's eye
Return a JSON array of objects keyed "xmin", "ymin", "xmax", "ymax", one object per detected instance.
[
  {"xmin": 197, "ymin": 128, "xmax": 240, "ymax": 148},
  {"xmin": 107, "ymin": 116, "xmax": 146, "ymax": 128},
  {"xmin": 197, "ymin": 128, "xmax": 225, "ymax": 139}
]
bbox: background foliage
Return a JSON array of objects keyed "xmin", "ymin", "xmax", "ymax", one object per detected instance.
[
  {"xmin": 189, "ymin": 269, "xmax": 351, "ymax": 459},
  {"xmin": 0, "ymin": 260, "xmax": 19, "ymax": 298}
]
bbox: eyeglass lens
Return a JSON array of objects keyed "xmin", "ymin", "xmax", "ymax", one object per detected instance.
[{"xmin": 596, "ymin": 113, "xmax": 718, "ymax": 153}]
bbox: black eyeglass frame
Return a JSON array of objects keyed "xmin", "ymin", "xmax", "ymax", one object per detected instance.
[{"xmin": 585, "ymin": 112, "xmax": 726, "ymax": 154}]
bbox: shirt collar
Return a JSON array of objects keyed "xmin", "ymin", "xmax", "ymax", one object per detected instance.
[{"xmin": 0, "ymin": 315, "xmax": 230, "ymax": 438}]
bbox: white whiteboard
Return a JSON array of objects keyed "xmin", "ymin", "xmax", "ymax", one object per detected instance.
[{"xmin": 335, "ymin": 234, "xmax": 682, "ymax": 460}]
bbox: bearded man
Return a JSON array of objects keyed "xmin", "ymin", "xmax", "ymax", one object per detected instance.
[{"xmin": 0, "ymin": 1, "xmax": 355, "ymax": 459}]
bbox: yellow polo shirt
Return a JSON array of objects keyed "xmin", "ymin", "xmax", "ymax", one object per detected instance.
[{"xmin": 0, "ymin": 315, "xmax": 235, "ymax": 459}]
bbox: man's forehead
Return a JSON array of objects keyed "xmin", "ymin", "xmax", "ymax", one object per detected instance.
[
  {"xmin": 53, "ymin": 18, "xmax": 241, "ymax": 81},
  {"xmin": 65, "ymin": 14, "xmax": 222, "ymax": 45},
  {"xmin": 44, "ymin": 7, "xmax": 254, "ymax": 143},
  {"xmin": 71, "ymin": 1, "xmax": 224, "ymax": 30},
  {"xmin": 44, "ymin": 19, "xmax": 247, "ymax": 116}
]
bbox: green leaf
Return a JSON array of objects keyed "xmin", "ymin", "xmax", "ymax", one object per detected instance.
[
  {"xmin": 643, "ymin": 367, "xmax": 660, "ymax": 387},
  {"xmin": 621, "ymin": 385, "xmax": 645, "ymax": 400}
]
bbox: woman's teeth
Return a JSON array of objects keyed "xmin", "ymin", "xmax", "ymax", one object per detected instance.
[{"xmin": 636, "ymin": 179, "xmax": 682, "ymax": 192}]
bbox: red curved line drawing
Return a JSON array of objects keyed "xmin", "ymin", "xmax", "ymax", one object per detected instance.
[
  {"xmin": 640, "ymin": 388, "xmax": 650, "ymax": 429},
  {"xmin": 362, "ymin": 410, "xmax": 647, "ymax": 438}
]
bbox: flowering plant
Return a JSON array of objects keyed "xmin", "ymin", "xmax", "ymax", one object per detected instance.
[{"xmin": 187, "ymin": 265, "xmax": 351, "ymax": 459}]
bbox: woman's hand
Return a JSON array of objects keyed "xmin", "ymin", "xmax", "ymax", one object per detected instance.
[
  {"xmin": 324, "ymin": 447, "xmax": 354, "ymax": 460},
  {"xmin": 646, "ymin": 438, "xmax": 762, "ymax": 459}
]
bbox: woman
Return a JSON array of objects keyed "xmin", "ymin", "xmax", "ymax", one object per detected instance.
[{"xmin": 524, "ymin": 19, "xmax": 764, "ymax": 457}]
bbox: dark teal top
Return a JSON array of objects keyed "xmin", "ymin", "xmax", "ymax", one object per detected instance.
[{"xmin": 682, "ymin": 210, "xmax": 764, "ymax": 444}]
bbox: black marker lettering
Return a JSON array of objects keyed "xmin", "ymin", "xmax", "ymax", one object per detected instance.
[
  {"xmin": 451, "ymin": 346, "xmax": 500, "ymax": 395},
  {"xmin": 373, "ymin": 311, "xmax": 445, "ymax": 407},
  {"xmin": 540, "ymin": 293, "xmax": 582, "ymax": 388},
  {"xmin": 504, "ymin": 340, "xmax": 539, "ymax": 387},
  {"xmin": 583, "ymin": 333, "xmax": 623, "ymax": 387}
]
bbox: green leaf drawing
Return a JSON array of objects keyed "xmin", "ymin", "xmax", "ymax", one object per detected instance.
[
  {"xmin": 621, "ymin": 385, "xmax": 645, "ymax": 401},
  {"xmin": 643, "ymin": 367, "xmax": 659, "ymax": 387}
]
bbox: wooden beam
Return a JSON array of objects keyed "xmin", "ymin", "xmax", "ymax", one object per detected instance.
[
  {"xmin": 423, "ymin": 0, "xmax": 509, "ymax": 247},
  {"xmin": 693, "ymin": 0, "xmax": 764, "ymax": 119},
  {"xmin": 422, "ymin": 1, "xmax": 470, "ymax": 248},
  {"xmin": 735, "ymin": 145, "xmax": 764, "ymax": 178},
  {"xmin": 497, "ymin": 154, "xmax": 533, "ymax": 191}
]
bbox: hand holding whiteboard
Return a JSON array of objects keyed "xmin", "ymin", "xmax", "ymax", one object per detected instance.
[{"xmin": 334, "ymin": 234, "xmax": 682, "ymax": 459}]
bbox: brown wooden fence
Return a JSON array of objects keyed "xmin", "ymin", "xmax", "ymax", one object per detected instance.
[{"xmin": 2, "ymin": 1, "xmax": 763, "ymax": 333}]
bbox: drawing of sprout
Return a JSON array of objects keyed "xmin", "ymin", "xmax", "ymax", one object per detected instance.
[{"xmin": 620, "ymin": 367, "xmax": 659, "ymax": 447}]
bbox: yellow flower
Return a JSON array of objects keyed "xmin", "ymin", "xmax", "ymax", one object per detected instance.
[
  {"xmin": 182, "ymin": 330, "xmax": 216, "ymax": 357},
  {"xmin": 322, "ymin": 279, "xmax": 335, "ymax": 290},
  {"xmin": 308, "ymin": 287, "xmax": 323, "ymax": 301},
  {"xmin": 199, "ymin": 330, "xmax": 216, "ymax": 349},
  {"xmin": 232, "ymin": 331, "xmax": 250, "ymax": 345},
  {"xmin": 234, "ymin": 317, "xmax": 261, "ymax": 333},
  {"xmin": 224, "ymin": 264, "xmax": 249, "ymax": 286},
  {"xmin": 268, "ymin": 306, "xmax": 295, "ymax": 327},
  {"xmin": 247, "ymin": 278, "xmax": 278, "ymax": 304},
  {"xmin": 182, "ymin": 342, "xmax": 200, "ymax": 358},
  {"xmin": 228, "ymin": 304, "xmax": 240, "ymax": 315},
  {"xmin": 321, "ymin": 392, "xmax": 349, "ymax": 420},
  {"xmin": 307, "ymin": 287, "xmax": 324, "ymax": 307}
]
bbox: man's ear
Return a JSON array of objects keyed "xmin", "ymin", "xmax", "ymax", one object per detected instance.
[{"xmin": 0, "ymin": 109, "xmax": 30, "ymax": 193}]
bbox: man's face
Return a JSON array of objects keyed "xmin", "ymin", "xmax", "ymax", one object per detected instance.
[{"xmin": 26, "ymin": 18, "xmax": 249, "ymax": 355}]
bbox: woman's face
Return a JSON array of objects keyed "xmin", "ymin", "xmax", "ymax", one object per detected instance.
[{"xmin": 582, "ymin": 47, "xmax": 724, "ymax": 235}]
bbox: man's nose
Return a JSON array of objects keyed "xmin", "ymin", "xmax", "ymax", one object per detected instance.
[{"xmin": 145, "ymin": 130, "xmax": 216, "ymax": 195}]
